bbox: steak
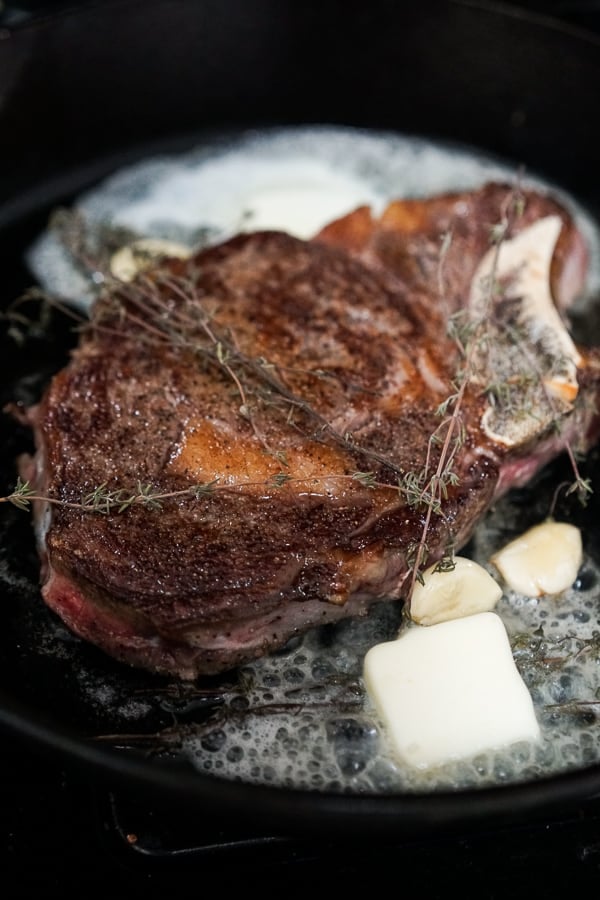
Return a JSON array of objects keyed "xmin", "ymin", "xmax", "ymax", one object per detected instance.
[{"xmin": 15, "ymin": 181, "xmax": 600, "ymax": 680}]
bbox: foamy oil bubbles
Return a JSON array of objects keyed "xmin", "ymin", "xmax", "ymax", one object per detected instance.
[
  {"xmin": 181, "ymin": 611, "xmax": 398, "ymax": 793},
  {"xmin": 177, "ymin": 473, "xmax": 600, "ymax": 795},
  {"xmin": 176, "ymin": 550, "xmax": 600, "ymax": 795},
  {"xmin": 26, "ymin": 124, "xmax": 600, "ymax": 311},
  {"xmin": 469, "ymin": 490, "xmax": 600, "ymax": 786}
]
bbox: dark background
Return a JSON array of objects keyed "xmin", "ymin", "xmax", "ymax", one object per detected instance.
[
  {"xmin": 2, "ymin": 0, "xmax": 599, "ymax": 30},
  {"xmin": 2, "ymin": 1, "xmax": 600, "ymax": 895}
]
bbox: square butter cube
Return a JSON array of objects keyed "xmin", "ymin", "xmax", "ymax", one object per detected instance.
[{"xmin": 363, "ymin": 611, "xmax": 540, "ymax": 770}]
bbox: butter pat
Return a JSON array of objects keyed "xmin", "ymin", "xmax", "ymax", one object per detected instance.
[
  {"xmin": 363, "ymin": 612, "xmax": 540, "ymax": 770},
  {"xmin": 490, "ymin": 520, "xmax": 582, "ymax": 597}
]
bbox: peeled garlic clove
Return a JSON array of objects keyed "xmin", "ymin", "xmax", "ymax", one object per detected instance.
[
  {"xmin": 490, "ymin": 520, "xmax": 582, "ymax": 597},
  {"xmin": 110, "ymin": 238, "xmax": 191, "ymax": 281},
  {"xmin": 409, "ymin": 556, "xmax": 502, "ymax": 626}
]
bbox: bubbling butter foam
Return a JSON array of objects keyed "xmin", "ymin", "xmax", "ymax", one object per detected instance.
[
  {"xmin": 27, "ymin": 124, "xmax": 600, "ymax": 312},
  {"xmin": 172, "ymin": 548, "xmax": 600, "ymax": 794},
  {"xmin": 24, "ymin": 124, "xmax": 600, "ymax": 795}
]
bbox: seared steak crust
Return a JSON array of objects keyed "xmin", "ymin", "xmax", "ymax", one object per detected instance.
[{"xmin": 20, "ymin": 182, "xmax": 600, "ymax": 678}]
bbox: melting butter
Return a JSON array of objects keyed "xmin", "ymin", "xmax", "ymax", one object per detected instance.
[{"xmin": 363, "ymin": 612, "xmax": 541, "ymax": 770}]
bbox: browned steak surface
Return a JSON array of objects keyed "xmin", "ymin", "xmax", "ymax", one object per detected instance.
[{"xmin": 20, "ymin": 182, "xmax": 600, "ymax": 679}]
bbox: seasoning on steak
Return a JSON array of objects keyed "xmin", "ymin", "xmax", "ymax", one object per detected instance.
[{"xmin": 14, "ymin": 182, "xmax": 600, "ymax": 680}]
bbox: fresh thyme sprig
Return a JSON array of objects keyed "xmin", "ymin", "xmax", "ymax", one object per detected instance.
[
  {"xmin": 0, "ymin": 470, "xmax": 411, "ymax": 515},
  {"xmin": 403, "ymin": 185, "xmax": 538, "ymax": 596}
]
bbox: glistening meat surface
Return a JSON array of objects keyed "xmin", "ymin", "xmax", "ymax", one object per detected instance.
[{"xmin": 18, "ymin": 182, "xmax": 600, "ymax": 679}]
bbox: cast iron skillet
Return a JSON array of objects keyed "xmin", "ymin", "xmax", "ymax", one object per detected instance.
[{"xmin": 2, "ymin": 0, "xmax": 600, "ymax": 838}]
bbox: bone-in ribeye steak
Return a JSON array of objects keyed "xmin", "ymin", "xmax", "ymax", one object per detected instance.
[{"xmin": 18, "ymin": 182, "xmax": 600, "ymax": 679}]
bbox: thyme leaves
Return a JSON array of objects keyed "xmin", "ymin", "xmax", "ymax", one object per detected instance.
[{"xmin": 1, "ymin": 477, "xmax": 220, "ymax": 515}]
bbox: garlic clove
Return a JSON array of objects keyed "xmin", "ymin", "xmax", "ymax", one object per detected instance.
[
  {"xmin": 409, "ymin": 556, "xmax": 502, "ymax": 626},
  {"xmin": 490, "ymin": 520, "xmax": 582, "ymax": 597},
  {"xmin": 110, "ymin": 238, "xmax": 191, "ymax": 282}
]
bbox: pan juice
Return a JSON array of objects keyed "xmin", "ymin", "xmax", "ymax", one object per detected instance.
[
  {"xmin": 25, "ymin": 124, "xmax": 600, "ymax": 794},
  {"xmin": 179, "ymin": 486, "xmax": 600, "ymax": 794}
]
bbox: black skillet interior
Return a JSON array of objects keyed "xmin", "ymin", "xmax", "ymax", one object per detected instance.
[{"xmin": 3, "ymin": 0, "xmax": 600, "ymax": 838}]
